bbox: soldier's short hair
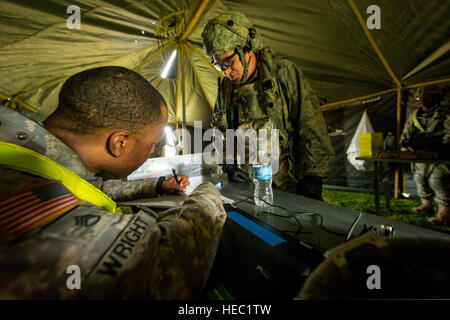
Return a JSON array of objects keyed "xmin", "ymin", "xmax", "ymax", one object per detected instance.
[{"xmin": 51, "ymin": 66, "xmax": 166, "ymax": 134}]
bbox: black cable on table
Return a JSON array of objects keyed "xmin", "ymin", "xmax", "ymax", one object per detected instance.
[{"xmin": 232, "ymin": 194, "xmax": 361, "ymax": 241}]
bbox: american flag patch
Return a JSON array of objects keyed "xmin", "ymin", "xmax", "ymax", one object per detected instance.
[{"xmin": 0, "ymin": 181, "xmax": 82, "ymax": 241}]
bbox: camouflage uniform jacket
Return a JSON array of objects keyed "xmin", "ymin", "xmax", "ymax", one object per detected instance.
[
  {"xmin": 0, "ymin": 106, "xmax": 226, "ymax": 298},
  {"xmin": 400, "ymin": 104, "xmax": 450, "ymax": 158},
  {"xmin": 399, "ymin": 104, "xmax": 450, "ymax": 204},
  {"xmin": 213, "ymin": 46, "xmax": 334, "ymax": 191}
]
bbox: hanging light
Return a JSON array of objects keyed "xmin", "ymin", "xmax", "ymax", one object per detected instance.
[{"xmin": 161, "ymin": 50, "xmax": 177, "ymax": 79}]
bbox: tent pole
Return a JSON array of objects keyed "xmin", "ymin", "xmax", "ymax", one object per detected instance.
[
  {"xmin": 180, "ymin": 44, "xmax": 188, "ymax": 155},
  {"xmin": 320, "ymin": 88, "xmax": 397, "ymax": 109},
  {"xmin": 347, "ymin": 0, "xmax": 401, "ymax": 88},
  {"xmin": 175, "ymin": 44, "xmax": 182, "ymax": 155},
  {"xmin": 403, "ymin": 78, "xmax": 450, "ymax": 89},
  {"xmin": 394, "ymin": 88, "xmax": 404, "ymax": 199},
  {"xmin": 320, "ymin": 78, "xmax": 450, "ymax": 110}
]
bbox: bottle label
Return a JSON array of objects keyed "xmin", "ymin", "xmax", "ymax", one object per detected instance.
[{"xmin": 253, "ymin": 166, "xmax": 272, "ymax": 181}]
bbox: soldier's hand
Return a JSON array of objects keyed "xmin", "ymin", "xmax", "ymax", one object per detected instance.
[{"xmin": 162, "ymin": 175, "xmax": 190, "ymax": 195}]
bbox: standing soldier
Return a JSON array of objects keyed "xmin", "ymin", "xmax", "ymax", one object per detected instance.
[
  {"xmin": 202, "ymin": 12, "xmax": 334, "ymax": 200},
  {"xmin": 400, "ymin": 86, "xmax": 450, "ymax": 225}
]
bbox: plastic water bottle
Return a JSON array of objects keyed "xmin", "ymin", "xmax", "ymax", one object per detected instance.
[{"xmin": 253, "ymin": 151, "xmax": 273, "ymax": 211}]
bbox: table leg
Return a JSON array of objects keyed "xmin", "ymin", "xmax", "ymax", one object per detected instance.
[
  {"xmin": 374, "ymin": 161, "xmax": 380, "ymax": 215},
  {"xmin": 385, "ymin": 192, "xmax": 391, "ymax": 212}
]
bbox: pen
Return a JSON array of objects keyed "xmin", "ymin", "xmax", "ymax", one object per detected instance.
[{"xmin": 172, "ymin": 169, "xmax": 181, "ymax": 185}]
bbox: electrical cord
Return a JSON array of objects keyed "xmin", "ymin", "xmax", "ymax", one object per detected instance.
[
  {"xmin": 232, "ymin": 195, "xmax": 303, "ymax": 236},
  {"xmin": 231, "ymin": 194, "xmax": 363, "ymax": 246},
  {"xmin": 280, "ymin": 230, "xmax": 324, "ymax": 252},
  {"xmin": 291, "ymin": 211, "xmax": 348, "ymax": 237},
  {"xmin": 232, "ymin": 195, "xmax": 304, "ymax": 239},
  {"xmin": 232, "ymin": 195, "xmax": 254, "ymax": 206},
  {"xmin": 253, "ymin": 195, "xmax": 304, "ymax": 231},
  {"xmin": 235, "ymin": 194, "xmax": 342, "ymax": 237}
]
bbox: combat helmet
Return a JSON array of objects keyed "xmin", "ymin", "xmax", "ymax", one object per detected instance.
[
  {"xmin": 412, "ymin": 85, "xmax": 443, "ymax": 107},
  {"xmin": 202, "ymin": 12, "xmax": 262, "ymax": 83}
]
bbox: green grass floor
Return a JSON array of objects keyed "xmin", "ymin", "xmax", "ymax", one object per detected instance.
[{"xmin": 323, "ymin": 188, "xmax": 450, "ymax": 235}]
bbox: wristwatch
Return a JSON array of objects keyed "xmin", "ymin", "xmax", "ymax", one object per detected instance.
[{"xmin": 156, "ymin": 176, "xmax": 166, "ymax": 196}]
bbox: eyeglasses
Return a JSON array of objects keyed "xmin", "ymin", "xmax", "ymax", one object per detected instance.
[{"xmin": 213, "ymin": 50, "xmax": 238, "ymax": 71}]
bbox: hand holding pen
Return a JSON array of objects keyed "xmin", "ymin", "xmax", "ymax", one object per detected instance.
[
  {"xmin": 161, "ymin": 169, "xmax": 190, "ymax": 195},
  {"xmin": 172, "ymin": 169, "xmax": 181, "ymax": 185}
]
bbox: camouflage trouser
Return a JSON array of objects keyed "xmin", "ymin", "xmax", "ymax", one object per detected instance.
[{"xmin": 412, "ymin": 163, "xmax": 450, "ymax": 206}]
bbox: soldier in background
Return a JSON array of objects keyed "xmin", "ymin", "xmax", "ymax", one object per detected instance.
[
  {"xmin": 0, "ymin": 66, "xmax": 226, "ymax": 298},
  {"xmin": 202, "ymin": 12, "xmax": 334, "ymax": 200},
  {"xmin": 399, "ymin": 86, "xmax": 450, "ymax": 225}
]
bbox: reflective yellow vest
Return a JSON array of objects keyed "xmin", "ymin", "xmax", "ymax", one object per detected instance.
[{"xmin": 0, "ymin": 141, "xmax": 116, "ymax": 212}]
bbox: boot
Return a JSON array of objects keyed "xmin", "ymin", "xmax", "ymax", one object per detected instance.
[
  {"xmin": 428, "ymin": 203, "xmax": 450, "ymax": 226},
  {"xmin": 412, "ymin": 197, "xmax": 434, "ymax": 214}
]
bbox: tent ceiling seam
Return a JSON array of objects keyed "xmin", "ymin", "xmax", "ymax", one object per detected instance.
[
  {"xmin": 133, "ymin": 39, "xmax": 176, "ymax": 71},
  {"xmin": 187, "ymin": 42, "xmax": 223, "ymax": 77},
  {"xmin": 153, "ymin": 77, "xmax": 163, "ymax": 89},
  {"xmin": 184, "ymin": 44, "xmax": 214, "ymax": 110},
  {"xmin": 0, "ymin": 0, "xmax": 156, "ymax": 50},
  {"xmin": 15, "ymin": 40, "xmax": 171, "ymax": 100}
]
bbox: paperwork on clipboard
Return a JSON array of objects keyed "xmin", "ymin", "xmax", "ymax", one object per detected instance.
[{"xmin": 116, "ymin": 195, "xmax": 189, "ymax": 208}]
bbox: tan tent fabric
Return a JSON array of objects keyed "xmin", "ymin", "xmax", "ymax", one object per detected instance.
[{"xmin": 0, "ymin": 0, "xmax": 449, "ymax": 126}]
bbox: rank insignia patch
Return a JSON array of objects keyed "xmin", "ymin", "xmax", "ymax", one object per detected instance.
[{"xmin": 0, "ymin": 181, "xmax": 82, "ymax": 241}]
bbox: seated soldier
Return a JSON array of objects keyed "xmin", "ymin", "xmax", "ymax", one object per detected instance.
[{"xmin": 0, "ymin": 66, "xmax": 226, "ymax": 299}]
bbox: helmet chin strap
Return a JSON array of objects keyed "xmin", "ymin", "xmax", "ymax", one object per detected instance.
[{"xmin": 235, "ymin": 47, "xmax": 252, "ymax": 85}]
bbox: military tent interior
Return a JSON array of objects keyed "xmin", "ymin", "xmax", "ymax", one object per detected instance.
[{"xmin": 1, "ymin": 0, "xmax": 449, "ymax": 193}]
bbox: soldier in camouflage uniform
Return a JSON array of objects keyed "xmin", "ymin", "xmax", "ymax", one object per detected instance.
[
  {"xmin": 399, "ymin": 86, "xmax": 450, "ymax": 225},
  {"xmin": 202, "ymin": 12, "xmax": 334, "ymax": 200},
  {"xmin": 0, "ymin": 66, "xmax": 226, "ymax": 298}
]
